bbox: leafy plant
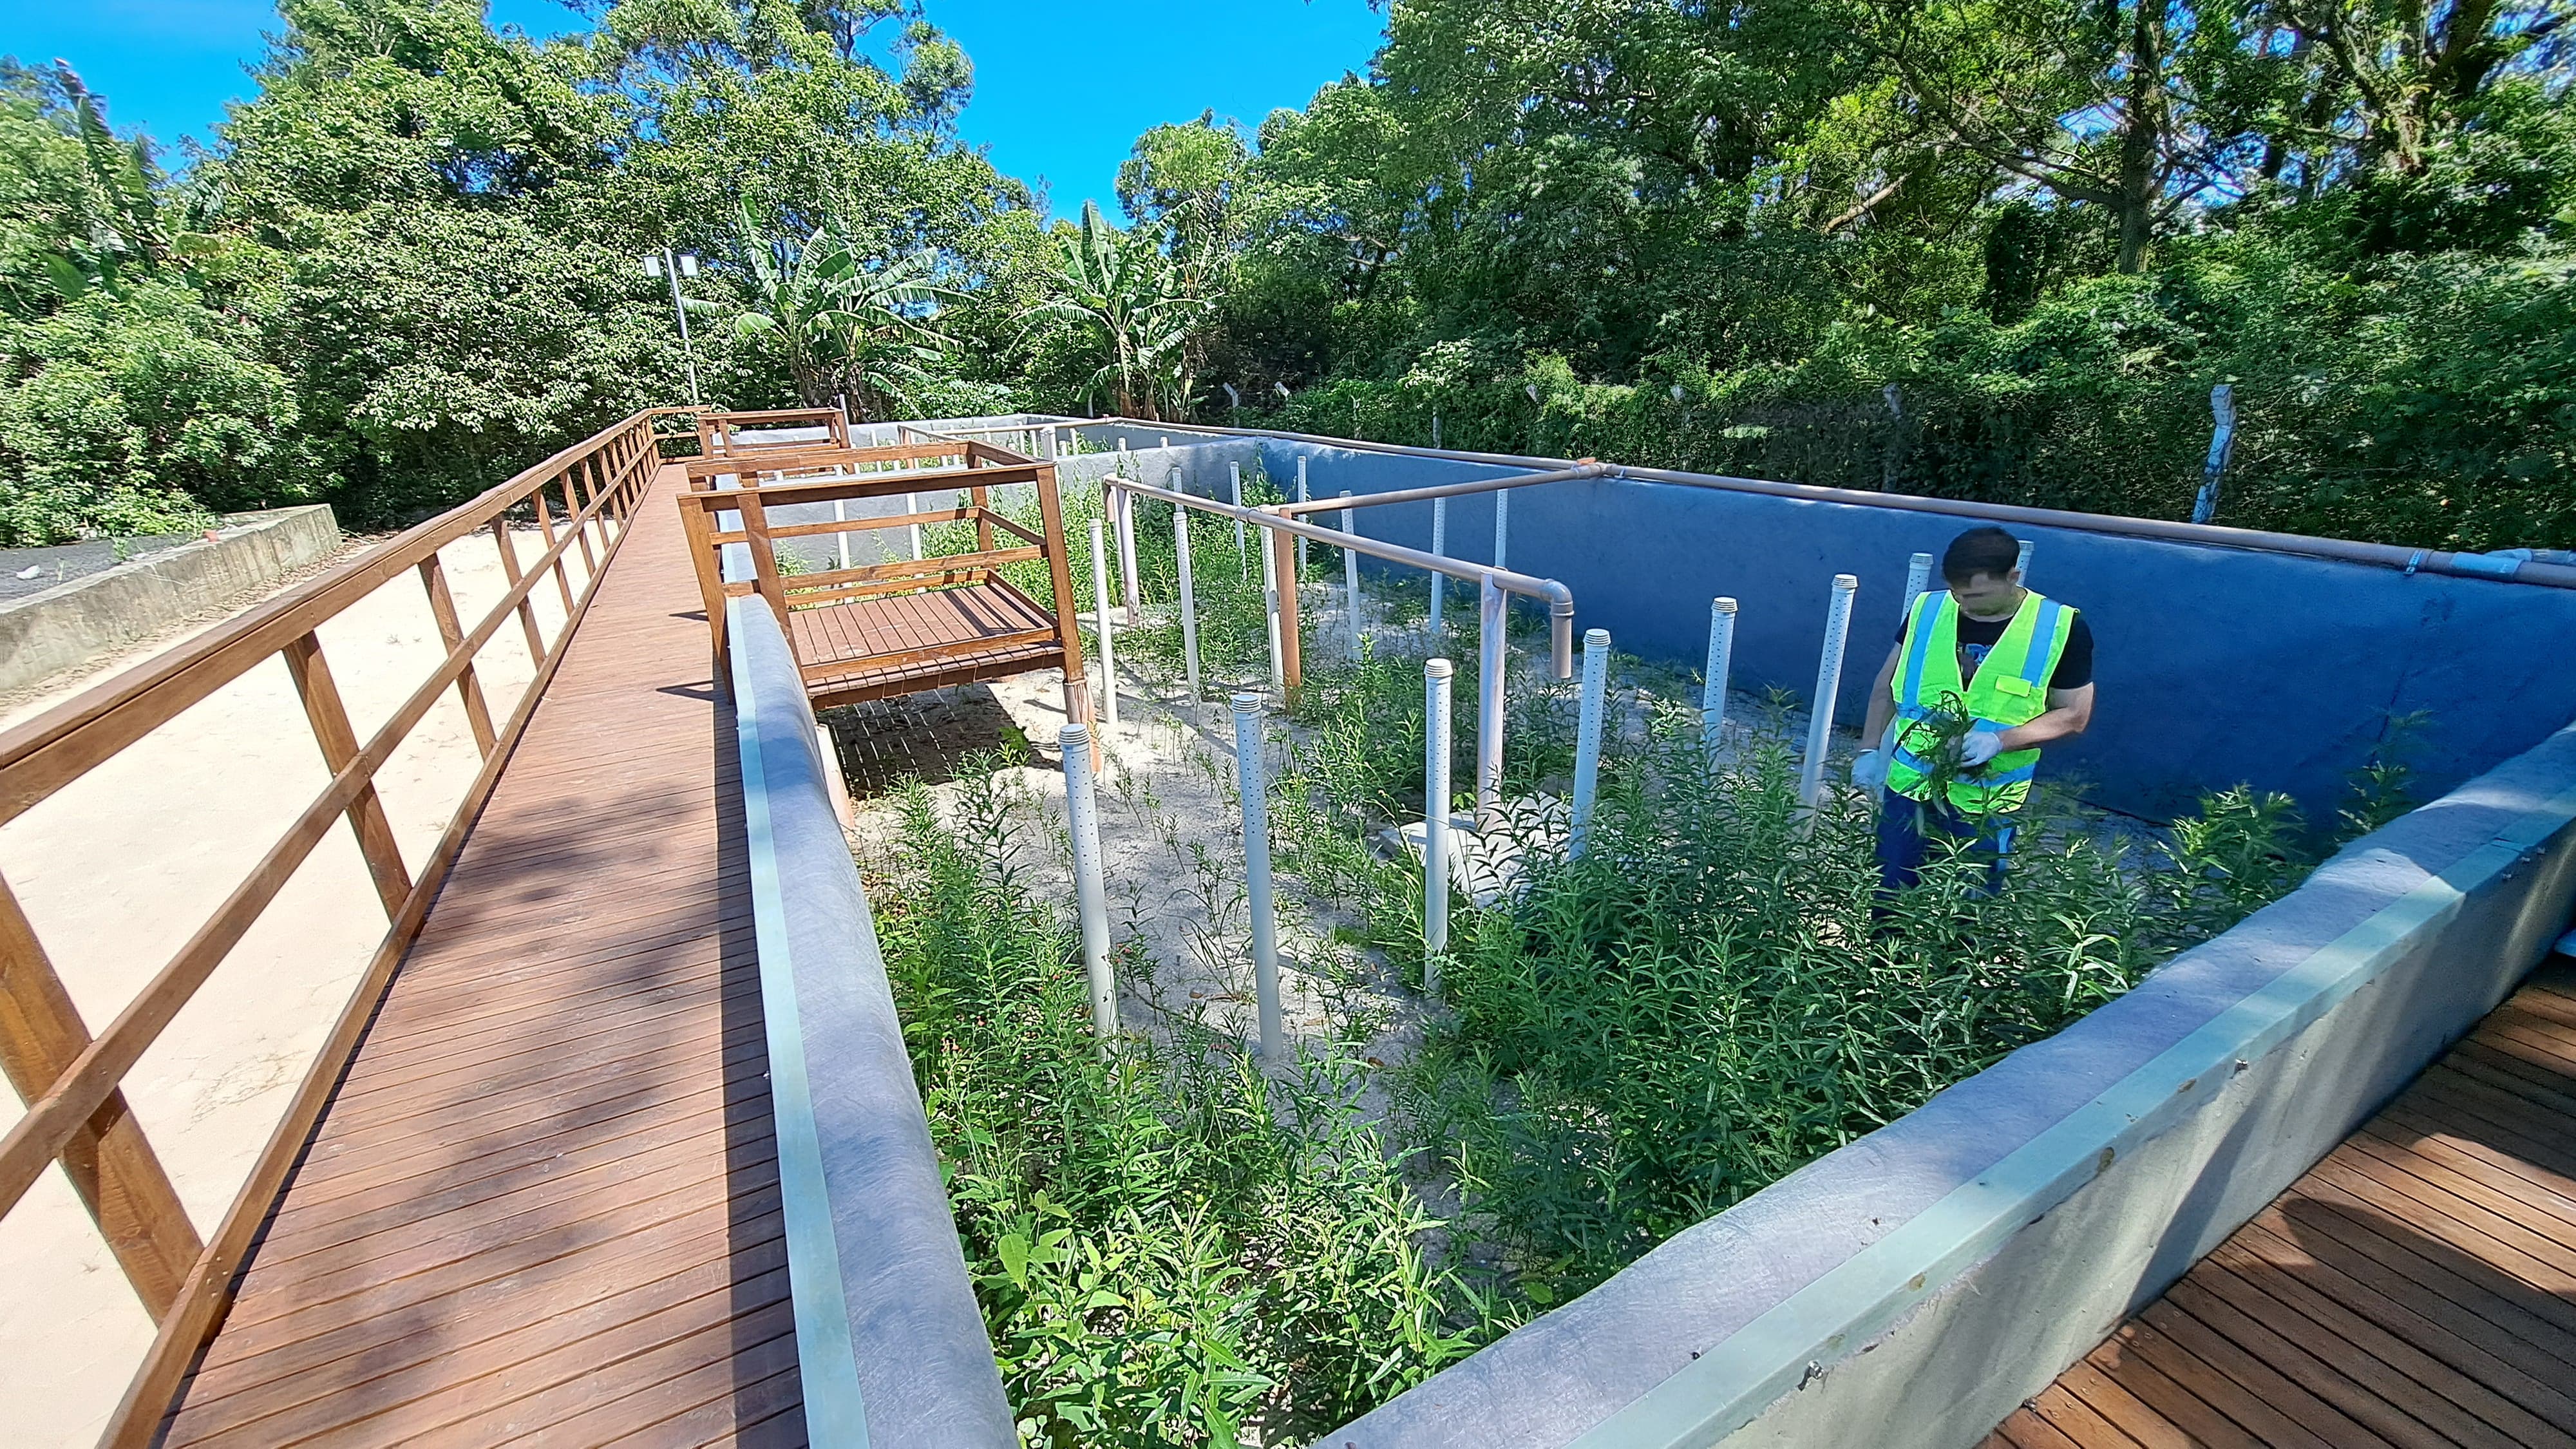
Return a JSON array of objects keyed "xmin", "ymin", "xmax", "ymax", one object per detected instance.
[{"xmin": 869, "ymin": 762, "xmax": 1493, "ymax": 1446}]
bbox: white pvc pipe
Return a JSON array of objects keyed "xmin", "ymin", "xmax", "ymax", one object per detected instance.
[
  {"xmin": 1477, "ymin": 576, "xmax": 1506, "ymax": 824},
  {"xmin": 1799, "ymin": 574, "xmax": 1860, "ymax": 809},
  {"xmin": 1062, "ymin": 722, "xmax": 1115, "ymax": 1052},
  {"xmin": 1429, "ymin": 497, "xmax": 1449, "ymax": 639},
  {"xmin": 1423, "ymin": 658, "xmax": 1454, "ymax": 994},
  {"xmin": 1703, "ymin": 596, "xmax": 1738, "ymax": 761},
  {"xmin": 1570, "ymin": 628, "xmax": 1609, "ymax": 858},
  {"xmin": 1903, "ymin": 551, "xmax": 1934, "ymax": 618},
  {"xmin": 2016, "ymin": 538, "xmax": 2035, "ymax": 580},
  {"xmin": 833, "ymin": 497, "xmax": 850, "ymax": 571},
  {"xmin": 1341, "ymin": 491, "xmax": 1362, "ymax": 662},
  {"xmin": 1175, "ymin": 505, "xmax": 1200, "ymax": 697},
  {"xmin": 1294, "ymin": 455, "xmax": 1309, "ymax": 574},
  {"xmin": 1115, "ymin": 486, "xmax": 1139, "ymax": 624},
  {"xmin": 1233, "ymin": 693, "xmax": 1285, "ymax": 1063},
  {"xmin": 1493, "ymin": 488, "xmax": 1510, "ymax": 573},
  {"xmin": 1091, "ymin": 516, "xmax": 1117, "ymax": 728},
  {"xmin": 1262, "ymin": 516, "xmax": 1284, "ymax": 692},
  {"xmin": 904, "ymin": 493, "xmax": 922, "ymax": 562},
  {"xmin": 1229, "ymin": 461, "xmax": 1247, "ymax": 570}
]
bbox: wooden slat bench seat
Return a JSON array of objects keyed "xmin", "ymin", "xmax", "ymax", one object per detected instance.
[{"xmin": 789, "ymin": 578, "xmax": 1065, "ymax": 710}]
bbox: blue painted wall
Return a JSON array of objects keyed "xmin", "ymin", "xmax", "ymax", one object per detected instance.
[{"xmin": 1078, "ymin": 424, "xmax": 2576, "ymax": 821}]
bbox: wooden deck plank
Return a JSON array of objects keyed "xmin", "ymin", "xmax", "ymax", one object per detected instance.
[
  {"xmin": 162, "ymin": 466, "xmax": 799, "ymax": 1447},
  {"xmin": 787, "ymin": 578, "xmax": 1065, "ymax": 707},
  {"xmin": 1989, "ymin": 965, "xmax": 2576, "ymax": 1448}
]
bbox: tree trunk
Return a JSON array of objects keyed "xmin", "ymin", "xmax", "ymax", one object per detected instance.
[{"xmin": 2113, "ymin": 0, "xmax": 2163, "ymax": 274}]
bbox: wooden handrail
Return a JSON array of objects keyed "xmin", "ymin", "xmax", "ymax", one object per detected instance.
[
  {"xmin": 0, "ymin": 404, "xmax": 696, "ymax": 1449},
  {"xmin": 672, "ymin": 450, "xmax": 1094, "ymax": 739},
  {"xmin": 680, "ymin": 441, "xmax": 977, "ymax": 488},
  {"xmin": 696, "ymin": 406, "xmax": 849, "ymax": 457}
]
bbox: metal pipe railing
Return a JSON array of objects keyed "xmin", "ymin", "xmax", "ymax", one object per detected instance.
[
  {"xmin": 1270, "ymin": 463, "xmax": 1611, "ymax": 518},
  {"xmin": 1101, "ymin": 475, "xmax": 1578, "ymax": 678}
]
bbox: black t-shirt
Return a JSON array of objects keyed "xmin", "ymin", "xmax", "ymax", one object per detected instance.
[{"xmin": 1898, "ymin": 600, "xmax": 2094, "ymax": 691}]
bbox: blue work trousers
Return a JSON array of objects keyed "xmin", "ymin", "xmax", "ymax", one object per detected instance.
[{"xmin": 1875, "ymin": 786, "xmax": 2016, "ymax": 894}]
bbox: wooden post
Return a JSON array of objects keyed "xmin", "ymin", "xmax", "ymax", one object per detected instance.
[
  {"xmin": 282, "ymin": 632, "xmax": 413, "ymax": 918},
  {"xmin": 0, "ymin": 876, "xmax": 202, "ymax": 1315},
  {"xmin": 676, "ymin": 494, "xmax": 730, "ymax": 661},
  {"xmin": 737, "ymin": 485, "xmax": 791, "ymax": 633},
  {"xmin": 1034, "ymin": 462, "xmax": 1098, "ymax": 761},
  {"xmin": 564, "ymin": 474, "xmax": 599, "ymax": 574},
  {"xmin": 968, "ymin": 451, "xmax": 994, "ymax": 553},
  {"xmin": 417, "ymin": 554, "xmax": 497, "ymax": 756},
  {"xmin": 527, "ymin": 486, "xmax": 578, "ymax": 615},
  {"xmin": 1271, "ymin": 521, "xmax": 1303, "ymax": 697},
  {"xmin": 489, "ymin": 519, "xmax": 547, "ymax": 665}
]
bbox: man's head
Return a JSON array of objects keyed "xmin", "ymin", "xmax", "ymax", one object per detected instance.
[{"xmin": 1942, "ymin": 526, "xmax": 2023, "ymax": 616}]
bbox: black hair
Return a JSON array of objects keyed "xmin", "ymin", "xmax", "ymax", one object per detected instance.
[{"xmin": 1942, "ymin": 526, "xmax": 2021, "ymax": 585}]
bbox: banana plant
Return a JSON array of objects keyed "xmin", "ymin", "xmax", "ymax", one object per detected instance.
[
  {"xmin": 725, "ymin": 199, "xmax": 954, "ymax": 417},
  {"xmin": 1026, "ymin": 201, "xmax": 1213, "ymax": 422}
]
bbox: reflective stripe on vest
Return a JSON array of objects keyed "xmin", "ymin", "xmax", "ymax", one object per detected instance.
[{"xmin": 1883, "ymin": 589, "xmax": 2074, "ymax": 816}]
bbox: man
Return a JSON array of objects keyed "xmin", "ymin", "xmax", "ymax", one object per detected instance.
[{"xmin": 1850, "ymin": 526, "xmax": 2095, "ymax": 891}]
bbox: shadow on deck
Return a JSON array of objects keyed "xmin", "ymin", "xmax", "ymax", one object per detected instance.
[{"xmin": 158, "ymin": 468, "xmax": 804, "ymax": 1447}]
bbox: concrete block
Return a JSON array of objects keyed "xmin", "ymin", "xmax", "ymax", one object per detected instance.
[{"xmin": 0, "ymin": 506, "xmax": 339, "ymax": 695}]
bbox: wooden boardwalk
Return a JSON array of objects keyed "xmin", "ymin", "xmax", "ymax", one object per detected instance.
[
  {"xmin": 157, "ymin": 467, "xmax": 801, "ymax": 1447},
  {"xmin": 1986, "ymin": 961, "xmax": 2576, "ymax": 1449}
]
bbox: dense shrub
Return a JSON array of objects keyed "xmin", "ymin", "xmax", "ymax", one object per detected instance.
[{"xmin": 1258, "ymin": 240, "xmax": 2576, "ymax": 552}]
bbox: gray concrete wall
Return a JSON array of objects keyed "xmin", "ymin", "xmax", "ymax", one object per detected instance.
[
  {"xmin": 726, "ymin": 598, "xmax": 1014, "ymax": 1448},
  {"xmin": 0, "ymin": 506, "xmax": 339, "ymax": 694},
  {"xmin": 1328, "ymin": 718, "xmax": 2576, "ymax": 1449}
]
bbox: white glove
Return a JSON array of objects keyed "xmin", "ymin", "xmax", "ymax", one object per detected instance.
[
  {"xmin": 1960, "ymin": 730, "xmax": 2006, "ymax": 768},
  {"xmin": 1850, "ymin": 750, "xmax": 1889, "ymax": 790}
]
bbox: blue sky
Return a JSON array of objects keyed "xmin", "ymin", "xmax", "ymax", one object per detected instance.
[{"xmin": 4, "ymin": 0, "xmax": 1389, "ymax": 216}]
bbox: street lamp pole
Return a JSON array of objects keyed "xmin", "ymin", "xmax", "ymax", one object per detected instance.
[{"xmin": 645, "ymin": 247, "xmax": 703, "ymax": 406}]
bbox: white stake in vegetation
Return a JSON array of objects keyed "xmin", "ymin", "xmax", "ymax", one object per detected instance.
[
  {"xmin": 1703, "ymin": 595, "xmax": 1737, "ymax": 761},
  {"xmin": 1090, "ymin": 515, "xmax": 1117, "ymax": 728},
  {"xmin": 1114, "ymin": 487, "xmax": 1139, "ymax": 624},
  {"xmin": 1262, "ymin": 516, "xmax": 1284, "ymax": 692},
  {"xmin": 1423, "ymin": 658, "xmax": 1454, "ymax": 999},
  {"xmin": 1477, "ymin": 576, "xmax": 1506, "ymax": 823},
  {"xmin": 1428, "ymin": 496, "xmax": 1448, "ymax": 639},
  {"xmin": 1061, "ymin": 722, "xmax": 1115, "ymax": 1053},
  {"xmin": 1341, "ymin": 491, "xmax": 1362, "ymax": 662},
  {"xmin": 1233, "ymin": 694, "xmax": 1287, "ymax": 1063},
  {"xmin": 1903, "ymin": 551, "xmax": 1933, "ymax": 618},
  {"xmin": 1799, "ymin": 574, "xmax": 1860, "ymax": 811},
  {"xmin": 1228, "ymin": 461, "xmax": 1247, "ymax": 573},
  {"xmin": 1174, "ymin": 502, "xmax": 1201, "ymax": 697},
  {"xmin": 1570, "ymin": 628, "xmax": 1611, "ymax": 859},
  {"xmin": 1294, "ymin": 455, "xmax": 1309, "ymax": 573}
]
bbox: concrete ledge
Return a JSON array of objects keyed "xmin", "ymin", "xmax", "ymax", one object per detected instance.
[
  {"xmin": 1330, "ymin": 719, "xmax": 2576, "ymax": 1449},
  {"xmin": 727, "ymin": 597, "xmax": 1015, "ymax": 1447},
  {"xmin": 0, "ymin": 506, "xmax": 339, "ymax": 694}
]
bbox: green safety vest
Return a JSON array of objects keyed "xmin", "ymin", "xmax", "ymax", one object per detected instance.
[{"xmin": 1884, "ymin": 589, "xmax": 2076, "ymax": 816}]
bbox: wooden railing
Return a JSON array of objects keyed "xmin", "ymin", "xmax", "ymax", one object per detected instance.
[
  {"xmin": 0, "ymin": 405, "xmax": 699, "ymax": 1446},
  {"xmin": 676, "ymin": 437, "xmax": 1090, "ymax": 712},
  {"xmin": 695, "ymin": 406, "xmax": 851, "ymax": 457}
]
